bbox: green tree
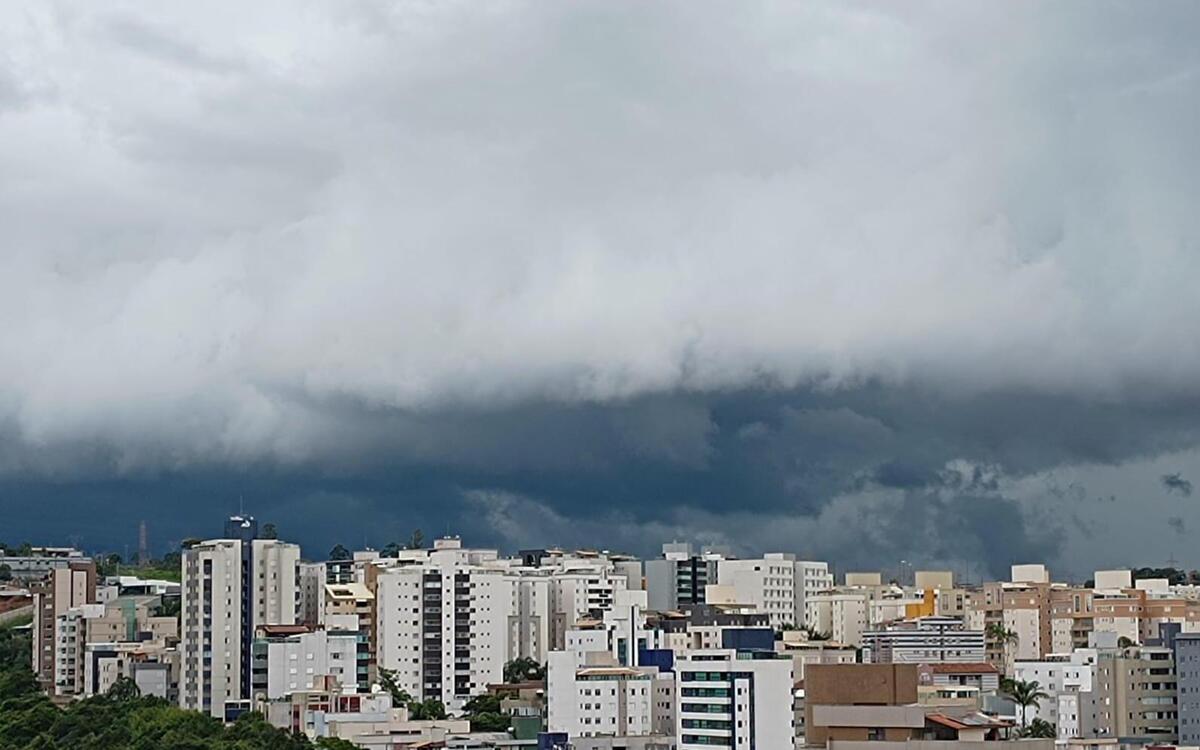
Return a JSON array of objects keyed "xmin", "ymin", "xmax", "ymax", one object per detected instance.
[
  {"xmin": 986, "ymin": 622, "xmax": 1019, "ymax": 647},
  {"xmin": 503, "ymin": 657, "xmax": 546, "ymax": 683},
  {"xmin": 380, "ymin": 542, "xmax": 401, "ymax": 558},
  {"xmin": 0, "ymin": 564, "xmax": 11, "ymax": 581},
  {"xmin": 105, "ymin": 676, "xmax": 141, "ymax": 701},
  {"xmin": 316, "ymin": 738, "xmax": 359, "ymax": 750},
  {"xmin": 408, "ymin": 529, "xmax": 425, "ymax": 550},
  {"xmin": 986, "ymin": 623, "xmax": 1019, "ymax": 666},
  {"xmin": 1002, "ymin": 678, "xmax": 1050, "ymax": 731},
  {"xmin": 408, "ymin": 699, "xmax": 446, "ymax": 720},
  {"xmin": 261, "ymin": 523, "xmax": 278, "ymax": 540},
  {"xmin": 328, "ymin": 544, "xmax": 351, "ymax": 561},
  {"xmin": 463, "ymin": 693, "xmax": 509, "ymax": 731},
  {"xmin": 376, "ymin": 667, "xmax": 412, "ymax": 706}
]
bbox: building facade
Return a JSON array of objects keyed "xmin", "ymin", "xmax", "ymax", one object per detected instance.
[{"xmin": 180, "ymin": 516, "xmax": 300, "ymax": 719}]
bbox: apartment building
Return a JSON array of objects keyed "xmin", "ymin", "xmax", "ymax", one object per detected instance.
[
  {"xmin": 53, "ymin": 594, "xmax": 178, "ymax": 698},
  {"xmin": 645, "ymin": 543, "xmax": 724, "ymax": 612},
  {"xmin": 966, "ymin": 565, "xmax": 1058, "ymax": 669},
  {"xmin": 30, "ymin": 559, "xmax": 96, "ymax": 686},
  {"xmin": 798, "ymin": 562, "xmax": 835, "ymax": 629},
  {"xmin": 718, "ymin": 555, "xmax": 799, "ymax": 629},
  {"xmin": 1, "ymin": 547, "xmax": 88, "ymax": 582},
  {"xmin": 676, "ymin": 649, "xmax": 794, "ymax": 750},
  {"xmin": 548, "ymin": 561, "xmax": 630, "ymax": 650},
  {"xmin": 262, "ymin": 682, "xmax": 471, "ymax": 745},
  {"xmin": 775, "ymin": 632, "xmax": 857, "ymax": 682},
  {"xmin": 1012, "ymin": 649, "xmax": 1100, "ymax": 736},
  {"xmin": 83, "ymin": 640, "xmax": 178, "ymax": 700},
  {"xmin": 251, "ymin": 624, "xmax": 359, "ymax": 700},
  {"xmin": 716, "ymin": 553, "xmax": 833, "ymax": 631},
  {"xmin": 1176, "ymin": 632, "xmax": 1200, "ymax": 743},
  {"xmin": 374, "ymin": 537, "xmax": 514, "ymax": 712},
  {"xmin": 546, "ymin": 653, "xmax": 675, "ymax": 742},
  {"xmin": 862, "ymin": 616, "xmax": 985, "ymax": 665},
  {"xmin": 324, "ymin": 581, "xmax": 375, "ymax": 689},
  {"xmin": 1079, "ymin": 644, "xmax": 1177, "ymax": 743},
  {"xmin": 809, "ymin": 590, "xmax": 869, "ymax": 646},
  {"xmin": 180, "ymin": 516, "xmax": 301, "ymax": 719},
  {"xmin": 297, "ymin": 562, "xmax": 326, "ymax": 627}
]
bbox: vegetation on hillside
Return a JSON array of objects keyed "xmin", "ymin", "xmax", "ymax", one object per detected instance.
[{"xmin": 0, "ymin": 625, "xmax": 344, "ymax": 749}]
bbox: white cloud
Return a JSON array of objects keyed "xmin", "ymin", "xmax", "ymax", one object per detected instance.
[{"xmin": 2, "ymin": 2, "xmax": 1200, "ymax": 470}]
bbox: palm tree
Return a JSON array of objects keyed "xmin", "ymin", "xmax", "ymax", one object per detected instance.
[
  {"xmin": 986, "ymin": 623, "xmax": 1020, "ymax": 669},
  {"xmin": 986, "ymin": 622, "xmax": 1020, "ymax": 648},
  {"xmin": 1023, "ymin": 718, "xmax": 1057, "ymax": 739},
  {"xmin": 1002, "ymin": 678, "xmax": 1050, "ymax": 731}
]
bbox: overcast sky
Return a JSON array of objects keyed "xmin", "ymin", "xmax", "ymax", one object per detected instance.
[{"xmin": 2, "ymin": 1, "xmax": 1199, "ymax": 579}]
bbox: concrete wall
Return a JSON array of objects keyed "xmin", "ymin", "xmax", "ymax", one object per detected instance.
[{"xmin": 805, "ymin": 664, "xmax": 919, "ymax": 747}]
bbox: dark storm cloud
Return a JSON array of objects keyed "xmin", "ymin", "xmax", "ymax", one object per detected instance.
[{"xmin": 1163, "ymin": 473, "xmax": 1194, "ymax": 497}]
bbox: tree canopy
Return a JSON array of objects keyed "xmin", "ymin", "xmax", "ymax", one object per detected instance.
[
  {"xmin": 0, "ymin": 625, "xmax": 322, "ymax": 750},
  {"xmin": 503, "ymin": 657, "xmax": 546, "ymax": 684}
]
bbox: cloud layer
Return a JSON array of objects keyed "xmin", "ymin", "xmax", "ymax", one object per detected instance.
[{"xmin": 2, "ymin": 2, "xmax": 1200, "ymax": 575}]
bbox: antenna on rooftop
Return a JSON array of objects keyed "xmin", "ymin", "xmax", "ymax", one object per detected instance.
[{"xmin": 1168, "ymin": 552, "xmax": 1180, "ymax": 568}]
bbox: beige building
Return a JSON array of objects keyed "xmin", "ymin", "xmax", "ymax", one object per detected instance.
[
  {"xmin": 31, "ymin": 560, "xmax": 96, "ymax": 686},
  {"xmin": 180, "ymin": 521, "xmax": 301, "ymax": 719},
  {"xmin": 324, "ymin": 581, "xmax": 375, "ymax": 688},
  {"xmin": 1079, "ymin": 645, "xmax": 1177, "ymax": 743}
]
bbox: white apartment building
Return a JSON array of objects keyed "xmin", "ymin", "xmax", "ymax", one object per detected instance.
[
  {"xmin": 84, "ymin": 640, "xmax": 179, "ymax": 699},
  {"xmin": 676, "ymin": 650, "xmax": 794, "ymax": 750},
  {"xmin": 1012, "ymin": 650, "xmax": 1098, "ymax": 736},
  {"xmin": 718, "ymin": 555, "xmax": 798, "ymax": 629},
  {"xmin": 548, "ymin": 563, "xmax": 630, "ymax": 650},
  {"xmin": 511, "ymin": 574, "xmax": 551, "ymax": 664},
  {"xmin": 713, "ymin": 555, "xmax": 833, "ymax": 630},
  {"xmin": 252, "ymin": 626, "xmax": 359, "ymax": 700},
  {"xmin": 797, "ymin": 561, "xmax": 834, "ymax": 629},
  {"xmin": 809, "ymin": 591, "xmax": 869, "ymax": 646},
  {"xmin": 375, "ymin": 538, "xmax": 514, "ymax": 712},
  {"xmin": 546, "ymin": 654, "xmax": 675, "ymax": 741},
  {"xmin": 561, "ymin": 590, "xmax": 655, "ymax": 668},
  {"xmin": 180, "ymin": 517, "xmax": 300, "ymax": 719},
  {"xmin": 53, "ymin": 603, "xmax": 105, "ymax": 696}
]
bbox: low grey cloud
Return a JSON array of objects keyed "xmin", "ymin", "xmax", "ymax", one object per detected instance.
[
  {"xmin": 1, "ymin": 2, "xmax": 1199, "ymax": 576},
  {"xmin": 1163, "ymin": 473, "xmax": 1194, "ymax": 497}
]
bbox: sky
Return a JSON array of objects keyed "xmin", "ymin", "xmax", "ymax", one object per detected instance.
[{"xmin": 2, "ymin": 1, "xmax": 1200, "ymax": 580}]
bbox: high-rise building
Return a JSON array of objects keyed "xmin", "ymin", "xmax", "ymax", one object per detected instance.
[
  {"xmin": 30, "ymin": 559, "xmax": 96, "ymax": 686},
  {"xmin": 1080, "ymin": 643, "xmax": 1177, "ymax": 742},
  {"xmin": 1177, "ymin": 632, "xmax": 1200, "ymax": 743},
  {"xmin": 676, "ymin": 649, "xmax": 794, "ymax": 750},
  {"xmin": 645, "ymin": 543, "xmax": 723, "ymax": 612},
  {"xmin": 375, "ymin": 537, "xmax": 515, "ymax": 712},
  {"xmin": 179, "ymin": 516, "xmax": 300, "ymax": 719}
]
